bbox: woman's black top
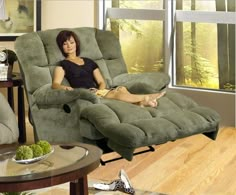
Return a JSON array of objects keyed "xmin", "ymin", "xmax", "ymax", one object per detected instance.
[{"xmin": 60, "ymin": 57, "xmax": 99, "ymax": 89}]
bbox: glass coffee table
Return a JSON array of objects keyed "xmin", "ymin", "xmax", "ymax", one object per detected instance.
[{"xmin": 0, "ymin": 143, "xmax": 102, "ymax": 195}]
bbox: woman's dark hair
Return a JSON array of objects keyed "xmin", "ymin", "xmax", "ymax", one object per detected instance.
[{"xmin": 56, "ymin": 30, "xmax": 80, "ymax": 57}]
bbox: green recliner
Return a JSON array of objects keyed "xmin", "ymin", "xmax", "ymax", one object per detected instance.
[
  {"xmin": 0, "ymin": 92, "xmax": 19, "ymax": 144},
  {"xmin": 14, "ymin": 27, "xmax": 220, "ymax": 161}
]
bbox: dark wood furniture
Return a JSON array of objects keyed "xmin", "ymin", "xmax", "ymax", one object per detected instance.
[
  {"xmin": 0, "ymin": 72, "xmax": 26, "ymax": 143},
  {"xmin": 0, "ymin": 143, "xmax": 102, "ymax": 195}
]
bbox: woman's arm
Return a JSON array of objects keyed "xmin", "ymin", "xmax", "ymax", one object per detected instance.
[
  {"xmin": 52, "ymin": 66, "xmax": 73, "ymax": 91},
  {"xmin": 93, "ymin": 68, "xmax": 106, "ymax": 90}
]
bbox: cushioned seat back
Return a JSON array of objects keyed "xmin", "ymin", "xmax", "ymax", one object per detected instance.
[{"xmin": 15, "ymin": 27, "xmax": 127, "ymax": 95}]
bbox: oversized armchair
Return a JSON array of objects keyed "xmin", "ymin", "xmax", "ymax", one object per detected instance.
[
  {"xmin": 14, "ymin": 27, "xmax": 220, "ymax": 161},
  {"xmin": 0, "ymin": 92, "xmax": 19, "ymax": 144}
]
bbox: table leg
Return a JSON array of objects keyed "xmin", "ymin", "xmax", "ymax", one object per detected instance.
[
  {"xmin": 7, "ymin": 87, "xmax": 14, "ymax": 111},
  {"xmin": 18, "ymin": 86, "xmax": 26, "ymax": 143},
  {"xmin": 70, "ymin": 176, "xmax": 88, "ymax": 195}
]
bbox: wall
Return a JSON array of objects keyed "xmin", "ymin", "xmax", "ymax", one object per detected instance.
[
  {"xmin": 41, "ymin": 0, "xmax": 95, "ymax": 30},
  {"xmin": 0, "ymin": 0, "xmax": 96, "ymax": 111}
]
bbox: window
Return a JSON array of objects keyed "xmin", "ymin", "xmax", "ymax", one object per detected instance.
[
  {"xmin": 104, "ymin": 0, "xmax": 165, "ymax": 73},
  {"xmin": 100, "ymin": 0, "xmax": 235, "ymax": 93},
  {"xmin": 107, "ymin": 19, "xmax": 164, "ymax": 73},
  {"xmin": 175, "ymin": 0, "xmax": 235, "ymax": 92}
]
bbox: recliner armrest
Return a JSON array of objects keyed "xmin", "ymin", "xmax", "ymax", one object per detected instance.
[
  {"xmin": 112, "ymin": 72, "xmax": 170, "ymax": 94},
  {"xmin": 77, "ymin": 88, "xmax": 101, "ymax": 104},
  {"xmin": 33, "ymin": 84, "xmax": 100, "ymax": 106}
]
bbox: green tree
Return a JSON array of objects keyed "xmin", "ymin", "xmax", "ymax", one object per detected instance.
[
  {"xmin": 110, "ymin": 0, "xmax": 120, "ymax": 37},
  {"xmin": 176, "ymin": 0, "xmax": 185, "ymax": 84},
  {"xmin": 227, "ymin": 0, "xmax": 235, "ymax": 90},
  {"xmin": 216, "ymin": 0, "xmax": 235, "ymax": 90},
  {"xmin": 190, "ymin": 0, "xmax": 198, "ymax": 83}
]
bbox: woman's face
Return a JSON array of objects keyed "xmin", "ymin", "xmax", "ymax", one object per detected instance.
[{"xmin": 62, "ymin": 36, "xmax": 77, "ymax": 55}]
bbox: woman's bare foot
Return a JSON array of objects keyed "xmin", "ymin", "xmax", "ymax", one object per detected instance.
[
  {"xmin": 140, "ymin": 96, "xmax": 158, "ymax": 108},
  {"xmin": 149, "ymin": 99, "xmax": 158, "ymax": 107},
  {"xmin": 150, "ymin": 91, "xmax": 166, "ymax": 100}
]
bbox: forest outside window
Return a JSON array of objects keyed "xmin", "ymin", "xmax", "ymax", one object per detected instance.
[
  {"xmin": 104, "ymin": 0, "xmax": 165, "ymax": 73},
  {"xmin": 175, "ymin": 0, "xmax": 235, "ymax": 92},
  {"xmin": 102, "ymin": 0, "xmax": 235, "ymax": 93}
]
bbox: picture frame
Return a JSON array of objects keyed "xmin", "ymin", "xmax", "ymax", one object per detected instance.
[{"xmin": 0, "ymin": 0, "xmax": 41, "ymax": 41}]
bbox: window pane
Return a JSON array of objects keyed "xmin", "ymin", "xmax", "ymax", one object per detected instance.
[
  {"xmin": 109, "ymin": 0, "xmax": 164, "ymax": 73},
  {"xmin": 115, "ymin": 0, "xmax": 163, "ymax": 10},
  {"xmin": 107, "ymin": 19, "xmax": 163, "ymax": 73},
  {"xmin": 176, "ymin": 22, "xmax": 219, "ymax": 90},
  {"xmin": 178, "ymin": 0, "xmax": 235, "ymax": 12},
  {"xmin": 175, "ymin": 0, "xmax": 235, "ymax": 92},
  {"xmin": 178, "ymin": 0, "xmax": 216, "ymax": 11}
]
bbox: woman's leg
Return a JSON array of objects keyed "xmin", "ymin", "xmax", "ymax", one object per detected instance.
[{"xmin": 105, "ymin": 86, "xmax": 165, "ymax": 107}]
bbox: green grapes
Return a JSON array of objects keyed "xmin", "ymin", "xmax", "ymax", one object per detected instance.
[
  {"xmin": 30, "ymin": 144, "xmax": 44, "ymax": 157},
  {"xmin": 15, "ymin": 145, "xmax": 33, "ymax": 160},
  {"xmin": 36, "ymin": 140, "xmax": 51, "ymax": 155},
  {"xmin": 15, "ymin": 140, "xmax": 51, "ymax": 160}
]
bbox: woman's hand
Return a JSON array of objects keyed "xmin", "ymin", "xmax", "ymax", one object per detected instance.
[
  {"xmin": 89, "ymin": 88, "xmax": 98, "ymax": 93},
  {"xmin": 63, "ymin": 86, "xmax": 74, "ymax": 91}
]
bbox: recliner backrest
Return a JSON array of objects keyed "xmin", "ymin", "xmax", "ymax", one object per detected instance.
[{"xmin": 15, "ymin": 27, "xmax": 127, "ymax": 95}]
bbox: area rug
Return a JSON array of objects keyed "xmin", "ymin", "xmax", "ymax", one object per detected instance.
[{"xmin": 29, "ymin": 179, "xmax": 167, "ymax": 195}]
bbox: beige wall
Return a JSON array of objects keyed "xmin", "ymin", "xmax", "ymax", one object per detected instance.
[
  {"xmin": 41, "ymin": 0, "xmax": 96, "ymax": 30},
  {"xmin": 0, "ymin": 0, "xmax": 96, "ymax": 108}
]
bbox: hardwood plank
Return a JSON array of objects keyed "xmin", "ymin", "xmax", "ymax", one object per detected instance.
[
  {"xmin": 155, "ymin": 128, "xmax": 236, "ymax": 194},
  {"xmin": 89, "ymin": 127, "xmax": 236, "ymax": 194}
]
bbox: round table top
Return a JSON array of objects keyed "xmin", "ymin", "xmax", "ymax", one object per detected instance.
[{"xmin": 0, "ymin": 142, "xmax": 102, "ymax": 192}]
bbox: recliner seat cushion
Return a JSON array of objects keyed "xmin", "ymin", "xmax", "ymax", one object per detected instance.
[{"xmin": 81, "ymin": 92, "xmax": 220, "ymax": 160}]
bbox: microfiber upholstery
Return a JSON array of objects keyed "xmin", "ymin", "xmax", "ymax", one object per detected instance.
[
  {"xmin": 33, "ymin": 84, "xmax": 100, "ymax": 106},
  {"xmin": 96, "ymin": 30, "xmax": 127, "ymax": 79},
  {"xmin": 15, "ymin": 27, "xmax": 220, "ymax": 161},
  {"xmin": 113, "ymin": 72, "xmax": 170, "ymax": 94},
  {"xmin": 0, "ymin": 92, "xmax": 19, "ymax": 144},
  {"xmin": 81, "ymin": 92, "xmax": 220, "ymax": 160}
]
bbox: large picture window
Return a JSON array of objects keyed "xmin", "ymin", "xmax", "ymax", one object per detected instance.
[
  {"xmin": 100, "ymin": 0, "xmax": 235, "ymax": 93},
  {"xmin": 175, "ymin": 0, "xmax": 235, "ymax": 92}
]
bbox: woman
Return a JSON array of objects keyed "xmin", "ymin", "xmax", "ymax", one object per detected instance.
[{"xmin": 52, "ymin": 30, "xmax": 165, "ymax": 107}]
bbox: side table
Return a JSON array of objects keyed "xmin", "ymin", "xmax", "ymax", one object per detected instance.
[
  {"xmin": 0, "ymin": 72, "xmax": 26, "ymax": 143},
  {"xmin": 0, "ymin": 143, "xmax": 103, "ymax": 195}
]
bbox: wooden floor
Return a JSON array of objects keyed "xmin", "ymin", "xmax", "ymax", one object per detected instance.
[
  {"xmin": 89, "ymin": 127, "xmax": 236, "ymax": 195},
  {"xmin": 25, "ymin": 120, "xmax": 236, "ymax": 195}
]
